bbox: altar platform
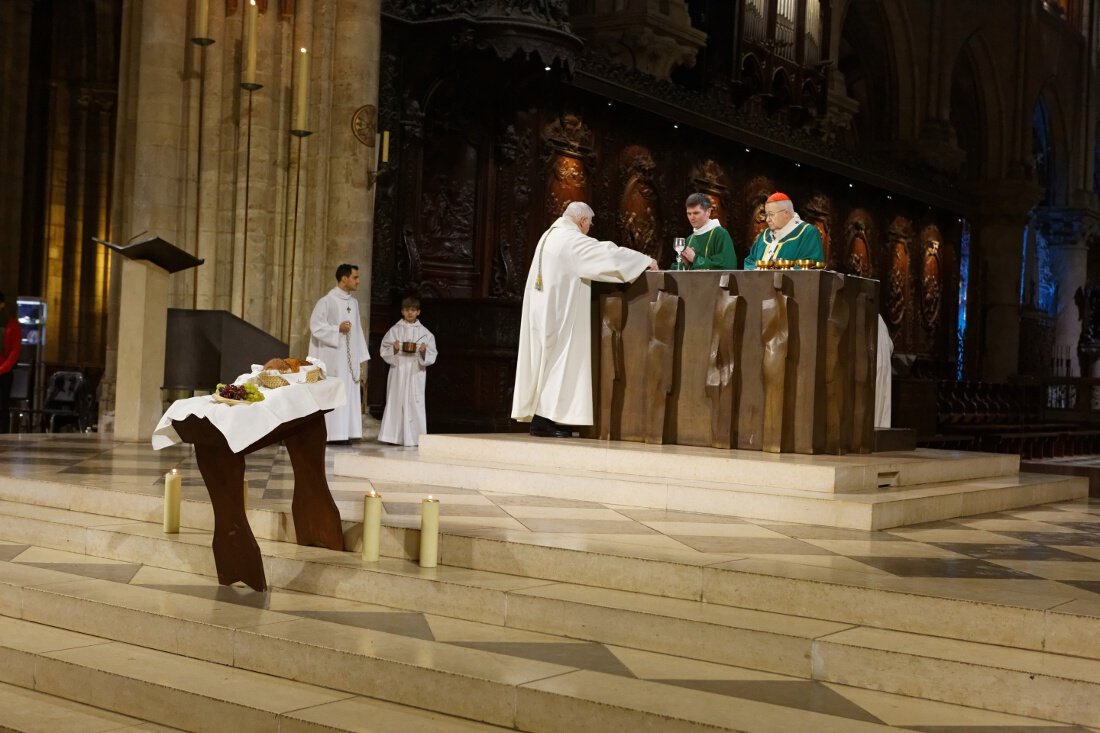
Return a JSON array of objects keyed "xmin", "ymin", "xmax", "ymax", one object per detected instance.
[{"xmin": 335, "ymin": 434, "xmax": 1086, "ymax": 530}]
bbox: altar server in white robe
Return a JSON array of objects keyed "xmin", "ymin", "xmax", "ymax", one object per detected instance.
[
  {"xmin": 378, "ymin": 296, "xmax": 438, "ymax": 446},
  {"xmin": 309, "ymin": 264, "xmax": 370, "ymax": 442},
  {"xmin": 512, "ymin": 201, "xmax": 657, "ymax": 437}
]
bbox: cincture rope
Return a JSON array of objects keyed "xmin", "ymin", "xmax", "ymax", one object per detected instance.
[{"xmin": 534, "ymin": 226, "xmax": 560, "ymax": 291}]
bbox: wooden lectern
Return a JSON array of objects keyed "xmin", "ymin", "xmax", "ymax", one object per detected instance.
[{"xmin": 94, "ymin": 237, "xmax": 203, "ymax": 442}]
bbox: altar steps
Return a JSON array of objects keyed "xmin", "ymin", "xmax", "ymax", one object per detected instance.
[
  {"xmin": 334, "ymin": 436, "xmax": 1084, "ymax": 530},
  {"xmin": 0, "ymin": 680, "xmax": 185, "ymax": 733},
  {"xmin": 1, "ymin": 493, "xmax": 1099, "ymax": 727}
]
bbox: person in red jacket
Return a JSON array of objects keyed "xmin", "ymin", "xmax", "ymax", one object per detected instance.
[{"xmin": 0, "ymin": 292, "xmax": 21, "ymax": 434}]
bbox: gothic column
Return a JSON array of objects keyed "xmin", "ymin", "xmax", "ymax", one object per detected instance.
[
  {"xmin": 0, "ymin": 0, "xmax": 34, "ymax": 298},
  {"xmin": 971, "ymin": 181, "xmax": 1043, "ymax": 382}
]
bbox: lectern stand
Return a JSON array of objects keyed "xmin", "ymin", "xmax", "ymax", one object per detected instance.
[{"xmin": 95, "ymin": 237, "xmax": 203, "ymax": 442}]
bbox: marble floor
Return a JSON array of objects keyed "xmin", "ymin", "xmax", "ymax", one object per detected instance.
[{"xmin": 1, "ymin": 433, "xmax": 1100, "ymax": 731}]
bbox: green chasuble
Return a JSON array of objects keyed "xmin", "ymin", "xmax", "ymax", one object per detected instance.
[
  {"xmin": 671, "ymin": 225, "xmax": 738, "ymax": 270},
  {"xmin": 743, "ymin": 220, "xmax": 824, "ymax": 269}
]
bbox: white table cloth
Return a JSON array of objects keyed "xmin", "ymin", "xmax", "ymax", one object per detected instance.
[{"xmin": 152, "ymin": 378, "xmax": 346, "ymax": 453}]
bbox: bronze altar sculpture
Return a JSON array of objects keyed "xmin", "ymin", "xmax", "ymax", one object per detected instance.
[{"xmin": 592, "ymin": 269, "xmax": 879, "ymax": 454}]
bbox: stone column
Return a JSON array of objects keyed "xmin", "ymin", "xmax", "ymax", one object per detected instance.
[
  {"xmin": 0, "ymin": 0, "xmax": 33, "ymax": 297},
  {"xmin": 971, "ymin": 181, "xmax": 1043, "ymax": 382},
  {"xmin": 101, "ymin": 0, "xmax": 190, "ymax": 435}
]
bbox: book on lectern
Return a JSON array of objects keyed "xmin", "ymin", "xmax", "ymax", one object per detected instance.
[{"xmin": 92, "ymin": 235, "xmax": 204, "ymax": 274}]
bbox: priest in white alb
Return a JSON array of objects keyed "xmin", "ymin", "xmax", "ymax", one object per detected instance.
[
  {"xmin": 512, "ymin": 202, "xmax": 657, "ymax": 437},
  {"xmin": 309, "ymin": 264, "xmax": 370, "ymax": 443}
]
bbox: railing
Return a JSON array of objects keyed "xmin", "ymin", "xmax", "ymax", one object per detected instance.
[{"xmin": 1041, "ymin": 377, "xmax": 1100, "ymax": 423}]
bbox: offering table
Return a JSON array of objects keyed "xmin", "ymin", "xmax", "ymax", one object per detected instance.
[
  {"xmin": 593, "ymin": 269, "xmax": 879, "ymax": 454},
  {"xmin": 153, "ymin": 379, "xmax": 346, "ymax": 591}
]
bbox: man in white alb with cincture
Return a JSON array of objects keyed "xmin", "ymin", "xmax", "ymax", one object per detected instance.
[
  {"xmin": 309, "ymin": 264, "xmax": 370, "ymax": 443},
  {"xmin": 512, "ymin": 202, "xmax": 657, "ymax": 437}
]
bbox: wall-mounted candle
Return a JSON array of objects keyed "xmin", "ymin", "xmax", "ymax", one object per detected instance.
[
  {"xmin": 418, "ymin": 496, "xmax": 440, "ymax": 568},
  {"xmin": 243, "ymin": 0, "xmax": 259, "ymax": 86},
  {"xmin": 362, "ymin": 489, "xmax": 382, "ymax": 562},
  {"xmin": 381, "ymin": 130, "xmax": 390, "ymax": 164},
  {"xmin": 194, "ymin": 0, "xmax": 210, "ymax": 41},
  {"xmin": 293, "ymin": 47, "xmax": 310, "ymax": 131},
  {"xmin": 163, "ymin": 469, "xmax": 181, "ymax": 533},
  {"xmin": 242, "ymin": 478, "xmax": 249, "ymax": 511}
]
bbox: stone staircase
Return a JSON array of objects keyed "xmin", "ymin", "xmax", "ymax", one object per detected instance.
[{"xmin": 0, "ymin": 471, "xmax": 1098, "ymax": 731}]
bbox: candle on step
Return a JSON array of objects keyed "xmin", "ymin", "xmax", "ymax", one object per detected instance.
[
  {"xmin": 243, "ymin": 0, "xmax": 258, "ymax": 86},
  {"xmin": 293, "ymin": 47, "xmax": 310, "ymax": 131},
  {"xmin": 419, "ymin": 495, "xmax": 440, "ymax": 568},
  {"xmin": 242, "ymin": 477, "xmax": 249, "ymax": 511},
  {"xmin": 163, "ymin": 469, "xmax": 181, "ymax": 533},
  {"xmin": 362, "ymin": 489, "xmax": 382, "ymax": 562}
]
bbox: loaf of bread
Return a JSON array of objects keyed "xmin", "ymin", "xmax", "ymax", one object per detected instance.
[{"xmin": 263, "ymin": 357, "xmax": 290, "ymax": 373}]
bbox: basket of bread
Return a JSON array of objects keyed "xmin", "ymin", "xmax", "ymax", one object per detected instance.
[{"xmin": 256, "ymin": 357, "xmax": 324, "ymax": 388}]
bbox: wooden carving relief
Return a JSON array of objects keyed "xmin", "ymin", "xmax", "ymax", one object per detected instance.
[
  {"xmin": 744, "ymin": 175, "xmax": 777, "ymax": 256},
  {"xmin": 420, "ymin": 125, "xmax": 478, "ymax": 267},
  {"xmin": 618, "ymin": 145, "xmax": 661, "ymax": 260},
  {"xmin": 824, "ymin": 275, "xmax": 851, "ymax": 454},
  {"xmin": 920, "ymin": 225, "xmax": 943, "ymax": 338},
  {"xmin": 761, "ymin": 273, "xmax": 791, "ymax": 454},
  {"xmin": 886, "ymin": 216, "xmax": 914, "ymax": 339},
  {"xmin": 543, "ymin": 113, "xmax": 594, "ymax": 222},
  {"xmin": 705, "ymin": 274, "xmax": 744, "ymax": 448},
  {"xmin": 599, "ymin": 292, "xmax": 626, "ymax": 440},
  {"xmin": 691, "ymin": 159, "xmax": 730, "ymax": 225},
  {"xmin": 644, "ymin": 284, "xmax": 680, "ymax": 444},
  {"xmin": 844, "ymin": 209, "xmax": 874, "ymax": 278},
  {"xmin": 802, "ymin": 194, "xmax": 832, "ymax": 266}
]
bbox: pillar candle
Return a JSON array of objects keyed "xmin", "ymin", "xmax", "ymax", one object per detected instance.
[
  {"xmin": 163, "ymin": 469, "xmax": 181, "ymax": 533},
  {"xmin": 419, "ymin": 496, "xmax": 440, "ymax": 568},
  {"xmin": 243, "ymin": 0, "xmax": 258, "ymax": 86},
  {"xmin": 293, "ymin": 47, "xmax": 310, "ymax": 131},
  {"xmin": 381, "ymin": 130, "xmax": 390, "ymax": 164},
  {"xmin": 362, "ymin": 490, "xmax": 382, "ymax": 562},
  {"xmin": 242, "ymin": 477, "xmax": 249, "ymax": 511},
  {"xmin": 195, "ymin": 0, "xmax": 210, "ymax": 41}
]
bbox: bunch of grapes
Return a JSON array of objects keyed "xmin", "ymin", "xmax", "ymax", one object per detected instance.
[
  {"xmin": 242, "ymin": 383, "xmax": 264, "ymax": 402},
  {"xmin": 217, "ymin": 383, "xmax": 247, "ymax": 401}
]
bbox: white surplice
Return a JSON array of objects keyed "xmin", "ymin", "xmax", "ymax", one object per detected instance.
[
  {"xmin": 308, "ymin": 286, "xmax": 369, "ymax": 440},
  {"xmin": 378, "ymin": 319, "xmax": 438, "ymax": 446},
  {"xmin": 511, "ymin": 216, "xmax": 653, "ymax": 426}
]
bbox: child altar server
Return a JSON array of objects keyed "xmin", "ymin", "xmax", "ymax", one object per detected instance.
[{"xmin": 378, "ymin": 297, "xmax": 437, "ymax": 446}]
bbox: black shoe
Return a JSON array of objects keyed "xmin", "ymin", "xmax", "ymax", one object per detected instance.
[{"xmin": 529, "ymin": 414, "xmax": 571, "ymax": 438}]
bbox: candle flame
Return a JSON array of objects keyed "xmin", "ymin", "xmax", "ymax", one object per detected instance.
[
  {"xmin": 171, "ymin": 468, "xmax": 179, "ymax": 475},
  {"xmin": 427, "ymin": 495, "xmax": 434, "ymax": 501},
  {"xmin": 368, "ymin": 490, "xmax": 378, "ymax": 497},
  {"xmin": 300, "ymin": 47, "xmax": 307, "ymax": 53},
  {"xmin": 250, "ymin": 0, "xmax": 255, "ymax": 5}
]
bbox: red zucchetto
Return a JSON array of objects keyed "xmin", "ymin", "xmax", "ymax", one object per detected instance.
[{"xmin": 766, "ymin": 192, "xmax": 791, "ymax": 202}]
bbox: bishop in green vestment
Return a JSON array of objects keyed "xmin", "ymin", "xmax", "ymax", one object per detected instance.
[
  {"xmin": 743, "ymin": 192, "xmax": 824, "ymax": 269},
  {"xmin": 674, "ymin": 192, "xmax": 738, "ymax": 270}
]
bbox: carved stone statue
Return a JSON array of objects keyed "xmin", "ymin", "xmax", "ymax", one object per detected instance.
[
  {"xmin": 844, "ymin": 209, "xmax": 874, "ymax": 278},
  {"xmin": 618, "ymin": 145, "xmax": 661, "ymax": 261}
]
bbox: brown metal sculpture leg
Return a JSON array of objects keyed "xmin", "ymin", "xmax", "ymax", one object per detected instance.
[
  {"xmin": 191, "ymin": 441, "xmax": 267, "ymax": 591},
  {"xmin": 283, "ymin": 413, "xmax": 344, "ymax": 550}
]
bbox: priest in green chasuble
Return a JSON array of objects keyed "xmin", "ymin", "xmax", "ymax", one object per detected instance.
[
  {"xmin": 743, "ymin": 192, "xmax": 825, "ymax": 268},
  {"xmin": 675, "ymin": 193, "xmax": 738, "ymax": 270}
]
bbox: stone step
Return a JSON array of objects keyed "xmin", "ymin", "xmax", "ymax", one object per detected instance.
[
  {"xmin": 0, "ymin": 615, "xmax": 519, "ymax": 733},
  {"xmin": 0, "ymin": 576, "xmax": 924, "ymax": 733},
  {"xmin": 334, "ymin": 448, "xmax": 1084, "ymax": 529},
  {"xmin": 814, "ymin": 625, "xmax": 1100, "ymax": 727},
  {"xmin": 0, "ymin": 679, "xmax": 184, "ymax": 732},
  {"xmin": 1, "ymin": 493, "xmax": 1098, "ymax": 670},
  {"xmin": 412, "ymin": 434, "xmax": 1021, "ymax": 493},
  {"xmin": 1, "ymin": 551, "xmax": 1094, "ymax": 730}
]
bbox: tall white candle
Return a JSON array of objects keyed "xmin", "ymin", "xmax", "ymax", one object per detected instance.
[
  {"xmin": 381, "ymin": 130, "xmax": 390, "ymax": 164},
  {"xmin": 419, "ymin": 496, "xmax": 440, "ymax": 568},
  {"xmin": 293, "ymin": 47, "xmax": 310, "ymax": 131},
  {"xmin": 243, "ymin": 0, "xmax": 258, "ymax": 86},
  {"xmin": 163, "ymin": 469, "xmax": 181, "ymax": 533},
  {"xmin": 195, "ymin": 0, "xmax": 210, "ymax": 41},
  {"xmin": 362, "ymin": 490, "xmax": 382, "ymax": 562}
]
